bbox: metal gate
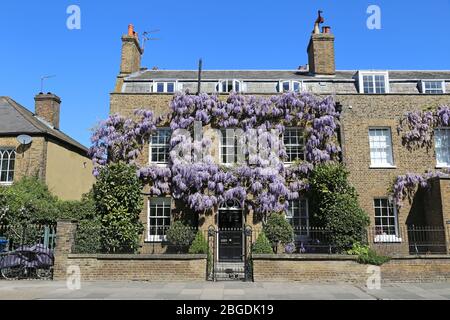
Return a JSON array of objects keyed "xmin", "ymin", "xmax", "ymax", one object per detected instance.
[{"xmin": 208, "ymin": 225, "xmax": 253, "ymax": 281}]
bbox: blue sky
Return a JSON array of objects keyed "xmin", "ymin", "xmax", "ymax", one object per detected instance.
[{"xmin": 0, "ymin": 0, "xmax": 449, "ymax": 147}]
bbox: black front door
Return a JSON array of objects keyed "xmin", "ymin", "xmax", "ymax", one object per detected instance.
[{"xmin": 218, "ymin": 208, "xmax": 243, "ymax": 262}]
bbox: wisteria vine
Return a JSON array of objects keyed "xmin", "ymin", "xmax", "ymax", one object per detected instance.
[
  {"xmin": 393, "ymin": 105, "xmax": 450, "ymax": 207},
  {"xmin": 90, "ymin": 92, "xmax": 341, "ymax": 218}
]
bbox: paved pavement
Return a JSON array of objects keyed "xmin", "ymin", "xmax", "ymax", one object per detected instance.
[{"xmin": 1, "ymin": 281, "xmax": 450, "ymax": 300}]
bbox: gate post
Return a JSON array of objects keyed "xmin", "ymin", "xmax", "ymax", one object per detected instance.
[
  {"xmin": 207, "ymin": 225, "xmax": 216, "ymax": 281},
  {"xmin": 244, "ymin": 226, "xmax": 253, "ymax": 282},
  {"xmin": 53, "ymin": 220, "xmax": 78, "ymax": 280}
]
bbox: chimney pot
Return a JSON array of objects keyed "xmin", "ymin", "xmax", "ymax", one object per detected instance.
[
  {"xmin": 322, "ymin": 26, "xmax": 331, "ymax": 34},
  {"xmin": 128, "ymin": 24, "xmax": 134, "ymax": 37}
]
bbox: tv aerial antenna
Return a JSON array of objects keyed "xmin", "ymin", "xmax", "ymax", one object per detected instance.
[
  {"xmin": 141, "ymin": 29, "xmax": 161, "ymax": 51},
  {"xmin": 40, "ymin": 75, "xmax": 56, "ymax": 93}
]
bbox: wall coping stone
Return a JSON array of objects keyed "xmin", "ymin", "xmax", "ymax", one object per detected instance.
[
  {"xmin": 252, "ymin": 254, "xmax": 450, "ymax": 261},
  {"xmin": 67, "ymin": 254, "xmax": 207, "ymax": 260},
  {"xmin": 56, "ymin": 219, "xmax": 78, "ymax": 223},
  {"xmin": 252, "ymin": 254, "xmax": 358, "ymax": 261}
]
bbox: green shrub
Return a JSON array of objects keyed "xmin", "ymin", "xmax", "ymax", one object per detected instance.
[
  {"xmin": 0, "ymin": 176, "xmax": 59, "ymax": 224},
  {"xmin": 189, "ymin": 232, "xmax": 208, "ymax": 254},
  {"xmin": 347, "ymin": 242, "xmax": 391, "ymax": 266},
  {"xmin": 188, "ymin": 232, "xmax": 213, "ymax": 274},
  {"xmin": 93, "ymin": 163, "xmax": 144, "ymax": 253},
  {"xmin": 347, "ymin": 242, "xmax": 370, "ymax": 256},
  {"xmin": 263, "ymin": 214, "xmax": 294, "ymax": 249},
  {"xmin": 252, "ymin": 232, "xmax": 274, "ymax": 254},
  {"xmin": 73, "ymin": 219, "xmax": 102, "ymax": 254},
  {"xmin": 166, "ymin": 221, "xmax": 195, "ymax": 252},
  {"xmin": 309, "ymin": 164, "xmax": 370, "ymax": 252}
]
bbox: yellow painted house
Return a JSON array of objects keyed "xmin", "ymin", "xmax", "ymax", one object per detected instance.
[{"xmin": 0, "ymin": 93, "xmax": 94, "ymax": 200}]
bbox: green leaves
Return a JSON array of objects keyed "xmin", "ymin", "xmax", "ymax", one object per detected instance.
[
  {"xmin": 263, "ymin": 214, "xmax": 294, "ymax": 247},
  {"xmin": 93, "ymin": 163, "xmax": 144, "ymax": 253},
  {"xmin": 309, "ymin": 164, "xmax": 370, "ymax": 252},
  {"xmin": 188, "ymin": 232, "xmax": 208, "ymax": 254},
  {"xmin": 348, "ymin": 243, "xmax": 390, "ymax": 266},
  {"xmin": 166, "ymin": 221, "xmax": 195, "ymax": 251},
  {"xmin": 252, "ymin": 232, "xmax": 274, "ymax": 254}
]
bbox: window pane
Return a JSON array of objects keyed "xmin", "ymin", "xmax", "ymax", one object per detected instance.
[
  {"xmin": 293, "ymin": 82, "xmax": 301, "ymax": 92},
  {"xmin": 148, "ymin": 198, "xmax": 172, "ymax": 240},
  {"xmin": 167, "ymin": 82, "xmax": 175, "ymax": 93},
  {"xmin": 0, "ymin": 149, "xmax": 15, "ymax": 183},
  {"xmin": 157, "ymin": 83, "xmax": 164, "ymax": 93},
  {"xmin": 221, "ymin": 129, "xmax": 237, "ymax": 164},
  {"xmin": 363, "ymin": 76, "xmax": 374, "ymax": 94},
  {"xmin": 150, "ymin": 129, "xmax": 171, "ymax": 164},
  {"xmin": 374, "ymin": 198, "xmax": 398, "ymax": 236},
  {"xmin": 234, "ymin": 81, "xmax": 240, "ymax": 92},
  {"xmin": 284, "ymin": 128, "xmax": 305, "ymax": 163},
  {"xmin": 286, "ymin": 199, "xmax": 309, "ymax": 236},
  {"xmin": 283, "ymin": 82, "xmax": 290, "ymax": 92},
  {"xmin": 369, "ymin": 129, "xmax": 393, "ymax": 166},
  {"xmin": 435, "ymin": 128, "xmax": 450, "ymax": 167},
  {"xmin": 424, "ymin": 81, "xmax": 444, "ymax": 94},
  {"xmin": 374, "ymin": 75, "xmax": 386, "ymax": 93}
]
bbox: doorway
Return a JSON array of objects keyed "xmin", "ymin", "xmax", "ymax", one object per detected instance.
[{"xmin": 218, "ymin": 201, "xmax": 243, "ymax": 262}]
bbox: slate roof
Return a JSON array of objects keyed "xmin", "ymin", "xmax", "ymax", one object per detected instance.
[
  {"xmin": 0, "ymin": 96, "xmax": 88, "ymax": 154},
  {"xmin": 126, "ymin": 70, "xmax": 450, "ymax": 81}
]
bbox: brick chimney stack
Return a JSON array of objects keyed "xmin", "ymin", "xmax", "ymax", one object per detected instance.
[
  {"xmin": 120, "ymin": 24, "xmax": 143, "ymax": 75},
  {"xmin": 307, "ymin": 12, "xmax": 335, "ymax": 76},
  {"xmin": 35, "ymin": 93, "xmax": 61, "ymax": 129}
]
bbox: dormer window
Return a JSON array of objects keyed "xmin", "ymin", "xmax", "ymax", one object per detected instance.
[
  {"xmin": 358, "ymin": 71, "xmax": 389, "ymax": 94},
  {"xmin": 279, "ymin": 81, "xmax": 302, "ymax": 93},
  {"xmin": 421, "ymin": 81, "xmax": 445, "ymax": 94},
  {"xmin": 153, "ymin": 81, "xmax": 182, "ymax": 93},
  {"xmin": 217, "ymin": 80, "xmax": 245, "ymax": 93}
]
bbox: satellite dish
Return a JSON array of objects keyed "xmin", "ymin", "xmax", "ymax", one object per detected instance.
[{"xmin": 17, "ymin": 135, "xmax": 33, "ymax": 145}]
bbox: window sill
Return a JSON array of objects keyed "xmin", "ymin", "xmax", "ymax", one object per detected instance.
[
  {"xmin": 145, "ymin": 237, "xmax": 167, "ymax": 243},
  {"xmin": 369, "ymin": 165, "xmax": 397, "ymax": 169},
  {"xmin": 374, "ymin": 235, "xmax": 402, "ymax": 243},
  {"xmin": 149, "ymin": 163, "xmax": 169, "ymax": 167},
  {"xmin": 435, "ymin": 165, "xmax": 450, "ymax": 170},
  {"xmin": 0, "ymin": 182, "xmax": 13, "ymax": 187}
]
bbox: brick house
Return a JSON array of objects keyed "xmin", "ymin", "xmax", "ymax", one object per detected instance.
[
  {"xmin": 0, "ymin": 93, "xmax": 94, "ymax": 200},
  {"xmin": 110, "ymin": 19, "xmax": 450, "ymax": 259}
]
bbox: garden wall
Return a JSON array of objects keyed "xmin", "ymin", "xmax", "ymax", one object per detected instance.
[
  {"xmin": 58, "ymin": 254, "xmax": 207, "ymax": 281},
  {"xmin": 53, "ymin": 220, "xmax": 207, "ymax": 281},
  {"xmin": 253, "ymin": 254, "xmax": 450, "ymax": 283}
]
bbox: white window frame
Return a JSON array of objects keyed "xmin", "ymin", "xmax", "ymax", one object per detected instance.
[
  {"xmin": 217, "ymin": 80, "xmax": 246, "ymax": 93},
  {"xmin": 219, "ymin": 129, "xmax": 238, "ymax": 165},
  {"xmin": 279, "ymin": 80, "xmax": 303, "ymax": 93},
  {"xmin": 420, "ymin": 80, "xmax": 446, "ymax": 94},
  {"xmin": 152, "ymin": 81, "xmax": 182, "ymax": 93},
  {"xmin": 358, "ymin": 71, "xmax": 390, "ymax": 94},
  {"xmin": 368, "ymin": 127, "xmax": 395, "ymax": 168},
  {"xmin": 283, "ymin": 127, "xmax": 305, "ymax": 164},
  {"xmin": 286, "ymin": 199, "xmax": 309, "ymax": 238},
  {"xmin": 435, "ymin": 127, "xmax": 450, "ymax": 168},
  {"xmin": 373, "ymin": 198, "xmax": 402, "ymax": 243},
  {"xmin": 147, "ymin": 198, "xmax": 172, "ymax": 242},
  {"xmin": 149, "ymin": 128, "xmax": 171, "ymax": 165},
  {"xmin": 0, "ymin": 148, "xmax": 15, "ymax": 186}
]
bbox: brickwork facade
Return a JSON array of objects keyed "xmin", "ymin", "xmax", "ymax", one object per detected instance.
[
  {"xmin": 109, "ymin": 22, "xmax": 450, "ymax": 257},
  {"xmin": 0, "ymin": 136, "xmax": 47, "ymax": 181}
]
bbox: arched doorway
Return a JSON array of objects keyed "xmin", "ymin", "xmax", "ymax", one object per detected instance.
[{"xmin": 218, "ymin": 200, "xmax": 243, "ymax": 262}]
